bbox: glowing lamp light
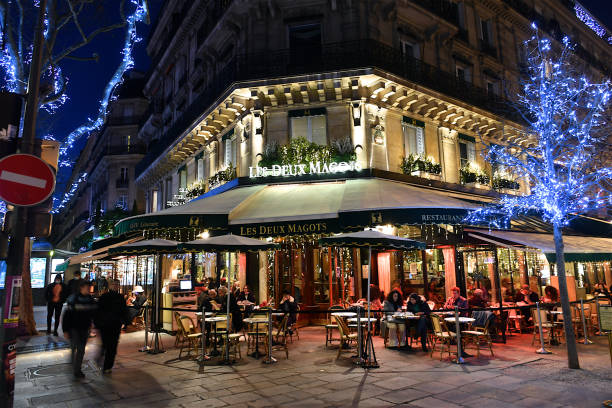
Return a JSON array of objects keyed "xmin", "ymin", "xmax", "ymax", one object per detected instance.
[{"xmin": 197, "ymin": 230, "xmax": 210, "ymax": 239}]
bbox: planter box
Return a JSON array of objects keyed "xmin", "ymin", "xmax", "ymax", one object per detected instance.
[
  {"xmin": 465, "ymin": 182, "xmax": 491, "ymax": 190},
  {"xmin": 497, "ymin": 188, "xmax": 520, "ymax": 195},
  {"xmin": 410, "ymin": 170, "xmax": 442, "ymax": 180}
]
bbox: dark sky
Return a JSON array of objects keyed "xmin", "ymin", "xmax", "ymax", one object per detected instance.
[{"xmin": 49, "ymin": 0, "xmax": 611, "ymax": 199}]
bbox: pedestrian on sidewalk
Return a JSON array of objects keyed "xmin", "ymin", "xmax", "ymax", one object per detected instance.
[
  {"xmin": 44, "ymin": 275, "xmax": 66, "ymax": 336},
  {"xmin": 95, "ymin": 279, "xmax": 127, "ymax": 374},
  {"xmin": 67, "ymin": 270, "xmax": 82, "ymax": 296},
  {"xmin": 62, "ymin": 280, "xmax": 97, "ymax": 379}
]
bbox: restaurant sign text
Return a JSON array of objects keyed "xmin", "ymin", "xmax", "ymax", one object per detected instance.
[{"xmin": 249, "ymin": 161, "xmax": 362, "ymax": 178}]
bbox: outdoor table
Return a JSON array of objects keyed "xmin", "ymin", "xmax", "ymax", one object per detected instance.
[
  {"xmin": 391, "ymin": 313, "xmax": 422, "ymax": 348},
  {"xmin": 547, "ymin": 310, "xmax": 564, "ymax": 345},
  {"xmin": 243, "ymin": 317, "xmax": 268, "ymax": 359},
  {"xmin": 195, "ymin": 312, "xmax": 214, "ymax": 317},
  {"xmin": 206, "ymin": 316, "xmax": 227, "ymax": 356},
  {"xmin": 444, "ymin": 317, "xmax": 475, "ymax": 324},
  {"xmin": 331, "ymin": 312, "xmax": 357, "ymax": 317},
  {"xmin": 347, "ymin": 317, "xmax": 377, "ymax": 323}
]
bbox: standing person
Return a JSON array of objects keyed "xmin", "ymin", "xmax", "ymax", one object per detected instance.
[
  {"xmin": 62, "ymin": 280, "xmax": 97, "ymax": 379},
  {"xmin": 95, "ymin": 279, "xmax": 127, "ymax": 374},
  {"xmin": 67, "ymin": 271, "xmax": 82, "ymax": 296},
  {"xmin": 45, "ymin": 276, "xmax": 66, "ymax": 336}
]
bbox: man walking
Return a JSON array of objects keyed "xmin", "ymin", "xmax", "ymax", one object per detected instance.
[
  {"xmin": 67, "ymin": 271, "xmax": 82, "ymax": 296},
  {"xmin": 62, "ymin": 280, "xmax": 97, "ymax": 379},
  {"xmin": 95, "ymin": 279, "xmax": 127, "ymax": 374},
  {"xmin": 44, "ymin": 275, "xmax": 66, "ymax": 336}
]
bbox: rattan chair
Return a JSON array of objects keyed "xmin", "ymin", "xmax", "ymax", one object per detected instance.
[
  {"xmin": 335, "ymin": 316, "xmax": 358, "ymax": 360},
  {"xmin": 326, "ymin": 305, "xmax": 345, "ymax": 348},
  {"xmin": 430, "ymin": 314, "xmax": 456, "ymax": 361},
  {"xmin": 176, "ymin": 314, "xmax": 202, "ymax": 359},
  {"xmin": 463, "ymin": 314, "xmax": 494, "ymax": 357},
  {"xmin": 531, "ymin": 308, "xmax": 555, "ymax": 346}
]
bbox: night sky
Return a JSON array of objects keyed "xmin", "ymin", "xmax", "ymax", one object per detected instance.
[{"xmin": 48, "ymin": 0, "xmax": 611, "ymax": 198}]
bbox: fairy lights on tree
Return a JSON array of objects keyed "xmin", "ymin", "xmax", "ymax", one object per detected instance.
[
  {"xmin": 468, "ymin": 26, "xmax": 612, "ymax": 369},
  {"xmin": 1, "ymin": 0, "xmax": 149, "ymax": 202}
]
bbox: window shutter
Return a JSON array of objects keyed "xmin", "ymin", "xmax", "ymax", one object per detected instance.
[
  {"xmin": 457, "ymin": 2, "xmax": 465, "ymax": 28},
  {"xmin": 477, "ymin": 15, "xmax": 483, "ymax": 40},
  {"xmin": 416, "ymin": 127, "xmax": 425, "ymax": 155},
  {"xmin": 486, "ymin": 21, "xmax": 494, "ymax": 45},
  {"xmin": 467, "ymin": 142, "xmax": 476, "ymax": 162}
]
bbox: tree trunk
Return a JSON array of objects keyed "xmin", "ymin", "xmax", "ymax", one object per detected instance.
[
  {"xmin": 18, "ymin": 239, "xmax": 38, "ymax": 336},
  {"xmin": 553, "ymin": 223, "xmax": 580, "ymax": 369}
]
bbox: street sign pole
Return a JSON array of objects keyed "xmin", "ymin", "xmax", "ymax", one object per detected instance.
[{"xmin": 0, "ymin": 1, "xmax": 48, "ymax": 406}]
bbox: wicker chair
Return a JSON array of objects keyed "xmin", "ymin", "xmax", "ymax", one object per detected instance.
[
  {"xmin": 463, "ymin": 313, "xmax": 494, "ymax": 357},
  {"xmin": 430, "ymin": 314, "xmax": 456, "ymax": 360},
  {"xmin": 175, "ymin": 314, "xmax": 202, "ymax": 359},
  {"xmin": 325, "ymin": 305, "xmax": 345, "ymax": 348},
  {"xmin": 335, "ymin": 316, "xmax": 358, "ymax": 360}
]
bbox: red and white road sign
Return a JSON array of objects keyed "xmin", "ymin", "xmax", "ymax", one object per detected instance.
[{"xmin": 0, "ymin": 154, "xmax": 56, "ymax": 207}]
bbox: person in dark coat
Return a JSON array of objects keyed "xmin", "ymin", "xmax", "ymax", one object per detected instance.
[
  {"xmin": 406, "ymin": 292, "xmax": 431, "ymax": 351},
  {"xmin": 237, "ymin": 285, "xmax": 256, "ymax": 304},
  {"xmin": 217, "ymin": 286, "xmax": 242, "ymax": 332},
  {"xmin": 444, "ymin": 286, "xmax": 469, "ymax": 316},
  {"xmin": 44, "ymin": 275, "xmax": 66, "ymax": 336},
  {"xmin": 95, "ymin": 279, "xmax": 127, "ymax": 374},
  {"xmin": 278, "ymin": 290, "xmax": 298, "ymax": 328},
  {"xmin": 67, "ymin": 271, "xmax": 82, "ymax": 296},
  {"xmin": 62, "ymin": 280, "xmax": 97, "ymax": 379}
]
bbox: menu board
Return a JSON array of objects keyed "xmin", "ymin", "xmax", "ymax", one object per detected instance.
[{"xmin": 599, "ymin": 305, "xmax": 612, "ymax": 332}]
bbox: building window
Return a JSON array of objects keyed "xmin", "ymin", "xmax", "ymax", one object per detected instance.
[
  {"xmin": 455, "ymin": 62, "xmax": 472, "ymax": 83},
  {"xmin": 478, "ymin": 17, "xmax": 494, "ymax": 46},
  {"xmin": 123, "ymin": 104, "xmax": 134, "ymax": 117},
  {"xmin": 151, "ymin": 190, "xmax": 159, "ymax": 213},
  {"xmin": 486, "ymin": 80, "xmax": 499, "ymax": 96},
  {"xmin": 178, "ymin": 167, "xmax": 187, "ymax": 191},
  {"xmin": 457, "ymin": 2, "xmax": 466, "ymax": 29},
  {"xmin": 224, "ymin": 136, "xmax": 236, "ymax": 168},
  {"xmin": 289, "ymin": 23, "xmax": 322, "ymax": 66},
  {"xmin": 197, "ymin": 157, "xmax": 205, "ymax": 181},
  {"xmin": 400, "ymin": 39, "xmax": 420, "ymax": 60},
  {"xmin": 459, "ymin": 139, "xmax": 476, "ymax": 168},
  {"xmin": 402, "ymin": 123, "xmax": 425, "ymax": 156},
  {"xmin": 116, "ymin": 195, "xmax": 128, "ymax": 210},
  {"xmin": 290, "ymin": 108, "xmax": 327, "ymax": 145},
  {"xmin": 119, "ymin": 167, "xmax": 129, "ymax": 182},
  {"xmin": 165, "ymin": 178, "xmax": 172, "ymax": 208}
]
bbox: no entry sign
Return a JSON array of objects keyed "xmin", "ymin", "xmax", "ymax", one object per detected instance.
[{"xmin": 0, "ymin": 154, "xmax": 55, "ymax": 207}]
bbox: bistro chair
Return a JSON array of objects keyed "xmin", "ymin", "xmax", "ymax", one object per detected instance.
[
  {"xmin": 506, "ymin": 303, "xmax": 523, "ymax": 334},
  {"xmin": 531, "ymin": 308, "xmax": 555, "ymax": 346},
  {"xmin": 429, "ymin": 314, "xmax": 456, "ymax": 361},
  {"xmin": 335, "ymin": 316, "xmax": 358, "ymax": 360},
  {"xmin": 133, "ymin": 299, "xmax": 150, "ymax": 329},
  {"xmin": 264, "ymin": 314, "xmax": 289, "ymax": 359},
  {"xmin": 227, "ymin": 332, "xmax": 244, "ymax": 360},
  {"xmin": 463, "ymin": 311, "xmax": 494, "ymax": 357},
  {"xmin": 176, "ymin": 314, "xmax": 202, "ymax": 359},
  {"xmin": 326, "ymin": 305, "xmax": 345, "ymax": 348}
]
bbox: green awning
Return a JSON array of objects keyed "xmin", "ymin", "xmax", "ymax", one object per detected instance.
[
  {"xmin": 54, "ymin": 260, "xmax": 69, "ymax": 271},
  {"xmin": 108, "ymin": 239, "xmax": 180, "ymax": 255},
  {"xmin": 319, "ymin": 230, "xmax": 425, "ymax": 250},
  {"xmin": 402, "ymin": 116, "xmax": 425, "ymax": 127},
  {"xmin": 458, "ymin": 133, "xmax": 476, "ymax": 143}
]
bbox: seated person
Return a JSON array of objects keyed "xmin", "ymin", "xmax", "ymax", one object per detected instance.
[
  {"xmin": 197, "ymin": 288, "xmax": 213, "ymax": 312},
  {"xmin": 593, "ymin": 283, "xmax": 612, "ymax": 302},
  {"xmin": 515, "ymin": 284, "xmax": 539, "ymax": 305},
  {"xmin": 217, "ymin": 286, "xmax": 242, "ymax": 332},
  {"xmin": 468, "ymin": 288, "xmax": 487, "ymax": 308},
  {"xmin": 541, "ymin": 285, "xmax": 559, "ymax": 304},
  {"xmin": 207, "ymin": 289, "xmax": 220, "ymax": 310},
  {"xmin": 237, "ymin": 285, "xmax": 256, "ymax": 304},
  {"xmin": 278, "ymin": 290, "xmax": 298, "ymax": 328},
  {"xmin": 406, "ymin": 292, "xmax": 431, "ymax": 351},
  {"xmin": 444, "ymin": 286, "xmax": 468, "ymax": 315},
  {"xmin": 382, "ymin": 290, "xmax": 405, "ymax": 348},
  {"xmin": 125, "ymin": 286, "xmax": 146, "ymax": 327}
]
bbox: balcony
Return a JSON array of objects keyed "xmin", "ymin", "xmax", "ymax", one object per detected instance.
[
  {"xmin": 116, "ymin": 179, "xmax": 129, "ymax": 189},
  {"xmin": 412, "ymin": 0, "xmax": 459, "ymax": 26},
  {"xmin": 136, "ymin": 39, "xmax": 519, "ymax": 177},
  {"xmin": 479, "ymin": 40, "xmax": 497, "ymax": 58}
]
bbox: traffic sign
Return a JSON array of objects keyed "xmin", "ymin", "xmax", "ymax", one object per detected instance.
[{"xmin": 0, "ymin": 154, "xmax": 55, "ymax": 207}]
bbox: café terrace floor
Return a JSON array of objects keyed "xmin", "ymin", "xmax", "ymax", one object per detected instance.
[{"xmin": 15, "ymin": 326, "xmax": 612, "ymax": 408}]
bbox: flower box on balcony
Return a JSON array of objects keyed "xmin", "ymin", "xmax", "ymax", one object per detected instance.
[
  {"xmin": 465, "ymin": 182, "xmax": 491, "ymax": 190},
  {"xmin": 410, "ymin": 170, "xmax": 442, "ymax": 181}
]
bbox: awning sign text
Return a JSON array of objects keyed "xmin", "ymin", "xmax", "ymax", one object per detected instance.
[{"xmin": 249, "ymin": 161, "xmax": 362, "ymax": 178}]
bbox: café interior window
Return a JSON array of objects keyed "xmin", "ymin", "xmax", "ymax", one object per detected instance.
[{"xmin": 290, "ymin": 109, "xmax": 327, "ymax": 145}]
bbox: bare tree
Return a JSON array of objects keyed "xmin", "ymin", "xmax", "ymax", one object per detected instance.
[
  {"xmin": 1, "ymin": 0, "xmax": 148, "ymax": 335},
  {"xmin": 469, "ymin": 29, "xmax": 612, "ymax": 369}
]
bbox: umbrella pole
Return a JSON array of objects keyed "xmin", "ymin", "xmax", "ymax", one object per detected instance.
[
  {"xmin": 149, "ymin": 254, "xmax": 165, "ymax": 354},
  {"xmin": 363, "ymin": 245, "xmax": 378, "ymax": 368}
]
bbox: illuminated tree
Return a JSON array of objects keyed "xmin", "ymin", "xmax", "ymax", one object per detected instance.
[
  {"xmin": 1, "ymin": 0, "xmax": 148, "ymax": 334},
  {"xmin": 469, "ymin": 28, "xmax": 612, "ymax": 369}
]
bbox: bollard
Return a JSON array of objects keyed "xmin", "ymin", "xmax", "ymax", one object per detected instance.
[
  {"xmin": 535, "ymin": 302, "xmax": 552, "ymax": 354},
  {"xmin": 454, "ymin": 306, "xmax": 465, "ymax": 364},
  {"xmin": 139, "ymin": 305, "xmax": 151, "ymax": 352},
  {"xmin": 580, "ymin": 299, "xmax": 593, "ymax": 345},
  {"xmin": 263, "ymin": 308, "xmax": 276, "ymax": 364}
]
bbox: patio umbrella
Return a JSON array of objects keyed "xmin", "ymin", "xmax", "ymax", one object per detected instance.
[
  {"xmin": 319, "ymin": 230, "xmax": 425, "ymax": 367},
  {"xmin": 109, "ymin": 239, "xmax": 181, "ymax": 354},
  {"xmin": 179, "ymin": 234, "xmax": 279, "ymax": 363}
]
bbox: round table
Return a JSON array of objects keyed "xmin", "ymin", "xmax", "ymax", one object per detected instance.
[
  {"xmin": 347, "ymin": 317, "xmax": 377, "ymax": 323},
  {"xmin": 206, "ymin": 316, "xmax": 229, "ymax": 356},
  {"xmin": 444, "ymin": 317, "xmax": 475, "ymax": 324},
  {"xmin": 392, "ymin": 313, "xmax": 421, "ymax": 320},
  {"xmin": 331, "ymin": 312, "xmax": 357, "ymax": 317},
  {"xmin": 243, "ymin": 317, "xmax": 268, "ymax": 358},
  {"xmin": 195, "ymin": 312, "xmax": 214, "ymax": 317}
]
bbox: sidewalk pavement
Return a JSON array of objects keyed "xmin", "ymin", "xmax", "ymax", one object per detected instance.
[{"xmin": 15, "ymin": 326, "xmax": 612, "ymax": 408}]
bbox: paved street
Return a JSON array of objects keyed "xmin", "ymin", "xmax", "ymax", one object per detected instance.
[{"xmin": 15, "ymin": 326, "xmax": 612, "ymax": 408}]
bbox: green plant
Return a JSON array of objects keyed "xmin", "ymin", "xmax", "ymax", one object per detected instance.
[
  {"xmin": 331, "ymin": 137, "xmax": 357, "ymax": 162},
  {"xmin": 72, "ymin": 230, "xmax": 93, "ymax": 252},
  {"xmin": 460, "ymin": 162, "xmax": 490, "ymax": 185},
  {"xmin": 492, "ymin": 174, "xmax": 520, "ymax": 190},
  {"xmin": 185, "ymin": 180, "xmax": 207, "ymax": 199},
  {"xmin": 400, "ymin": 154, "xmax": 442, "ymax": 175},
  {"xmin": 259, "ymin": 141, "xmax": 279, "ymax": 167},
  {"xmin": 95, "ymin": 208, "xmax": 130, "ymax": 238},
  {"xmin": 208, "ymin": 163, "xmax": 236, "ymax": 189},
  {"xmin": 257, "ymin": 137, "xmax": 356, "ymax": 167}
]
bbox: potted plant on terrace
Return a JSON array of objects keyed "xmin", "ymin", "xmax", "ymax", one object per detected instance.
[
  {"xmin": 208, "ymin": 163, "xmax": 236, "ymax": 189},
  {"xmin": 400, "ymin": 154, "xmax": 442, "ymax": 180},
  {"xmin": 460, "ymin": 162, "xmax": 490, "ymax": 189},
  {"xmin": 492, "ymin": 170, "xmax": 520, "ymax": 194}
]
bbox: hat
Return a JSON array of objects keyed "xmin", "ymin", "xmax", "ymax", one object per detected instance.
[{"xmin": 133, "ymin": 285, "xmax": 144, "ymax": 293}]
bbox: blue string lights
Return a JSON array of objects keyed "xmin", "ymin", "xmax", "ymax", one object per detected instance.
[
  {"xmin": 466, "ymin": 30, "xmax": 612, "ymax": 230},
  {"xmin": 574, "ymin": 3, "xmax": 612, "ymax": 45}
]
